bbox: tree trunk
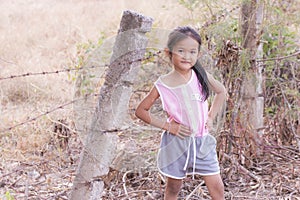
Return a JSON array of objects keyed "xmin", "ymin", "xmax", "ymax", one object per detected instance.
[
  {"xmin": 69, "ymin": 10, "xmax": 153, "ymax": 200},
  {"xmin": 240, "ymin": 0, "xmax": 264, "ymax": 136}
]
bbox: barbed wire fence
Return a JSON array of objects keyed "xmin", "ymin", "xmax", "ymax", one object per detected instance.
[
  {"xmin": 0, "ymin": 4, "xmax": 298, "ymax": 199},
  {"xmin": 0, "ymin": 50, "xmax": 164, "ymax": 134},
  {"xmin": 0, "ymin": 5, "xmax": 243, "ymax": 135},
  {"xmin": 0, "ymin": 19, "xmax": 299, "ymax": 200},
  {"xmin": 1, "ymin": 49, "xmax": 299, "ymax": 134},
  {"xmin": 1, "ymin": 0, "xmax": 298, "ymax": 135}
]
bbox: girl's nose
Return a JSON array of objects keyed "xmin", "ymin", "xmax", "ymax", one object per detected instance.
[{"xmin": 182, "ymin": 52, "xmax": 190, "ymax": 59}]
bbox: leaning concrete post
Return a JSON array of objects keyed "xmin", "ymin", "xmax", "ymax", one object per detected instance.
[{"xmin": 69, "ymin": 10, "xmax": 153, "ymax": 200}]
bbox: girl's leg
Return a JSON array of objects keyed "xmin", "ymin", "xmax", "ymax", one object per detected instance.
[
  {"xmin": 164, "ymin": 177, "xmax": 182, "ymax": 200},
  {"xmin": 203, "ymin": 174, "xmax": 224, "ymax": 200}
]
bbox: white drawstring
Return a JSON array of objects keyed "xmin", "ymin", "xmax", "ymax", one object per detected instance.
[
  {"xmin": 192, "ymin": 137, "xmax": 196, "ymax": 179},
  {"xmin": 183, "ymin": 138, "xmax": 191, "ymax": 170},
  {"xmin": 183, "ymin": 136, "xmax": 197, "ymax": 179}
]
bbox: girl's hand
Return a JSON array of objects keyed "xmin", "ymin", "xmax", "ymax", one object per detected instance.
[
  {"xmin": 205, "ymin": 116, "xmax": 215, "ymax": 133},
  {"xmin": 168, "ymin": 119, "xmax": 191, "ymax": 139}
]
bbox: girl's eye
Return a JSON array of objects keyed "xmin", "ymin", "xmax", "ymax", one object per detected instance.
[{"xmin": 191, "ymin": 50, "xmax": 197, "ymax": 54}]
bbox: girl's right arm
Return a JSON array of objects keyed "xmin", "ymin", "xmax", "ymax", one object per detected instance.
[
  {"xmin": 135, "ymin": 86, "xmax": 169, "ymax": 130},
  {"xmin": 135, "ymin": 86, "xmax": 191, "ymax": 138}
]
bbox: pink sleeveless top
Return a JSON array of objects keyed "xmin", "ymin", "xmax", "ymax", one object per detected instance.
[{"xmin": 155, "ymin": 70, "xmax": 209, "ymax": 137}]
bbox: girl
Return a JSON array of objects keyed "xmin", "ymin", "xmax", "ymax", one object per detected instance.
[{"xmin": 135, "ymin": 26, "xmax": 226, "ymax": 200}]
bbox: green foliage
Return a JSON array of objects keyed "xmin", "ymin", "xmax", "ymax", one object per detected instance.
[
  {"xmin": 177, "ymin": 0, "xmax": 238, "ymax": 24},
  {"xmin": 176, "ymin": 0, "xmax": 299, "ymax": 147},
  {"xmin": 177, "ymin": 0, "xmax": 241, "ymax": 57},
  {"xmin": 73, "ymin": 32, "xmax": 106, "ymax": 70},
  {"xmin": 204, "ymin": 19, "xmax": 240, "ymax": 51},
  {"xmin": 4, "ymin": 191, "xmax": 15, "ymax": 200},
  {"xmin": 178, "ymin": 0, "xmax": 201, "ymax": 12},
  {"xmin": 70, "ymin": 32, "xmax": 107, "ymax": 96},
  {"xmin": 262, "ymin": 25, "xmax": 297, "ymax": 57},
  {"xmin": 261, "ymin": 1, "xmax": 299, "ymax": 124},
  {"xmin": 262, "ymin": 0, "xmax": 299, "ymax": 57},
  {"xmin": 142, "ymin": 48, "xmax": 158, "ymax": 65}
]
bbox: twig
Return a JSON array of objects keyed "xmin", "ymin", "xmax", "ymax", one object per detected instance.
[
  {"xmin": 117, "ymin": 189, "xmax": 157, "ymax": 198},
  {"xmin": 47, "ymin": 116, "xmax": 79, "ymax": 135},
  {"xmin": 186, "ymin": 180, "xmax": 205, "ymax": 200},
  {"xmin": 122, "ymin": 170, "xmax": 132, "ymax": 198},
  {"xmin": 146, "ymin": 191, "xmax": 155, "ymax": 199},
  {"xmin": 256, "ymin": 50, "xmax": 300, "ymax": 62},
  {"xmin": 223, "ymin": 153, "xmax": 261, "ymax": 182},
  {"xmin": 278, "ymin": 82, "xmax": 300, "ymax": 151},
  {"xmin": 289, "ymin": 190, "xmax": 300, "ymax": 199},
  {"xmin": 8, "ymin": 175, "xmax": 23, "ymax": 187},
  {"xmin": 158, "ymin": 172, "xmax": 165, "ymax": 184},
  {"xmin": 25, "ymin": 179, "xmax": 29, "ymax": 200},
  {"xmin": 269, "ymin": 150, "xmax": 299, "ymax": 162},
  {"xmin": 263, "ymin": 144, "xmax": 300, "ymax": 156}
]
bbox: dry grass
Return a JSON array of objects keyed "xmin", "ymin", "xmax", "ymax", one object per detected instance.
[
  {"xmin": 0, "ymin": 0, "xmax": 299, "ymax": 199},
  {"xmin": 0, "ymin": 1, "xmax": 188, "ymax": 124},
  {"xmin": 0, "ymin": 0, "xmax": 190, "ymax": 127},
  {"xmin": 0, "ymin": 1, "xmax": 192, "ymax": 199}
]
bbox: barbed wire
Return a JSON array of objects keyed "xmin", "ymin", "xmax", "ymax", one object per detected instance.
[
  {"xmin": 0, "ymin": 64, "xmax": 106, "ymax": 81},
  {"xmin": 256, "ymin": 50, "xmax": 300, "ymax": 62},
  {"xmin": 1, "ymin": 47, "xmax": 298, "ymax": 82},
  {"xmin": 0, "ymin": 50, "xmax": 163, "ymax": 133},
  {"xmin": 0, "ymin": 50, "xmax": 162, "ymax": 81},
  {"xmin": 0, "ymin": 92, "xmax": 99, "ymax": 133},
  {"xmin": 0, "ymin": 37, "xmax": 298, "ymax": 133}
]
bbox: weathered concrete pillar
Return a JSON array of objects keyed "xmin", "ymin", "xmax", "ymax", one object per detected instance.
[{"xmin": 69, "ymin": 10, "xmax": 153, "ymax": 200}]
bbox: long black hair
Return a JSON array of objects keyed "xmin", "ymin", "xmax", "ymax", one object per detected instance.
[{"xmin": 167, "ymin": 26, "xmax": 210, "ymax": 100}]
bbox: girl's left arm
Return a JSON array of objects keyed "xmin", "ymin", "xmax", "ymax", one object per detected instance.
[{"xmin": 207, "ymin": 72, "xmax": 227, "ymax": 120}]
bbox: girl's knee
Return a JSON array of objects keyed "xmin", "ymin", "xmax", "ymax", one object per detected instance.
[
  {"xmin": 166, "ymin": 178, "xmax": 182, "ymax": 195},
  {"xmin": 203, "ymin": 175, "xmax": 225, "ymax": 199}
]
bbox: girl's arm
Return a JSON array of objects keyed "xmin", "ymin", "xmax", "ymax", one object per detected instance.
[
  {"xmin": 207, "ymin": 72, "xmax": 227, "ymax": 120},
  {"xmin": 135, "ymin": 86, "xmax": 168, "ymax": 130},
  {"xmin": 135, "ymin": 86, "xmax": 191, "ymax": 138}
]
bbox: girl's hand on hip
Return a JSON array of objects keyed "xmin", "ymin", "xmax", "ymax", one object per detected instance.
[
  {"xmin": 168, "ymin": 119, "xmax": 191, "ymax": 139},
  {"xmin": 205, "ymin": 116, "xmax": 215, "ymax": 133}
]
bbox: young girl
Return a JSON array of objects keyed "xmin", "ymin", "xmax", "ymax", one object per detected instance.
[{"xmin": 135, "ymin": 26, "xmax": 226, "ymax": 200}]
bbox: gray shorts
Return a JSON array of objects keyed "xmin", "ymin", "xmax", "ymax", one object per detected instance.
[{"xmin": 157, "ymin": 132, "xmax": 220, "ymax": 179}]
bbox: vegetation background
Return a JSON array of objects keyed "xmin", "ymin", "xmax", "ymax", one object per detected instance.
[{"xmin": 0, "ymin": 0, "xmax": 299, "ymax": 199}]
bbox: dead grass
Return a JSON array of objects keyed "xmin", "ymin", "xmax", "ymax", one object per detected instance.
[
  {"xmin": 0, "ymin": 1, "xmax": 192, "ymax": 199},
  {"xmin": 0, "ymin": 0, "xmax": 190, "ymax": 130},
  {"xmin": 0, "ymin": 0, "xmax": 299, "ymax": 199}
]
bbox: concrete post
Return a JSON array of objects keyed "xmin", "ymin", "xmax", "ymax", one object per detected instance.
[{"xmin": 69, "ymin": 10, "xmax": 153, "ymax": 200}]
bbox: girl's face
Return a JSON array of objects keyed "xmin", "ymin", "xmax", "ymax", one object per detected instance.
[{"xmin": 170, "ymin": 36, "xmax": 200, "ymax": 72}]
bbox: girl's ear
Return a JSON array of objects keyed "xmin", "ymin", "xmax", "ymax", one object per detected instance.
[{"xmin": 164, "ymin": 48, "xmax": 172, "ymax": 59}]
